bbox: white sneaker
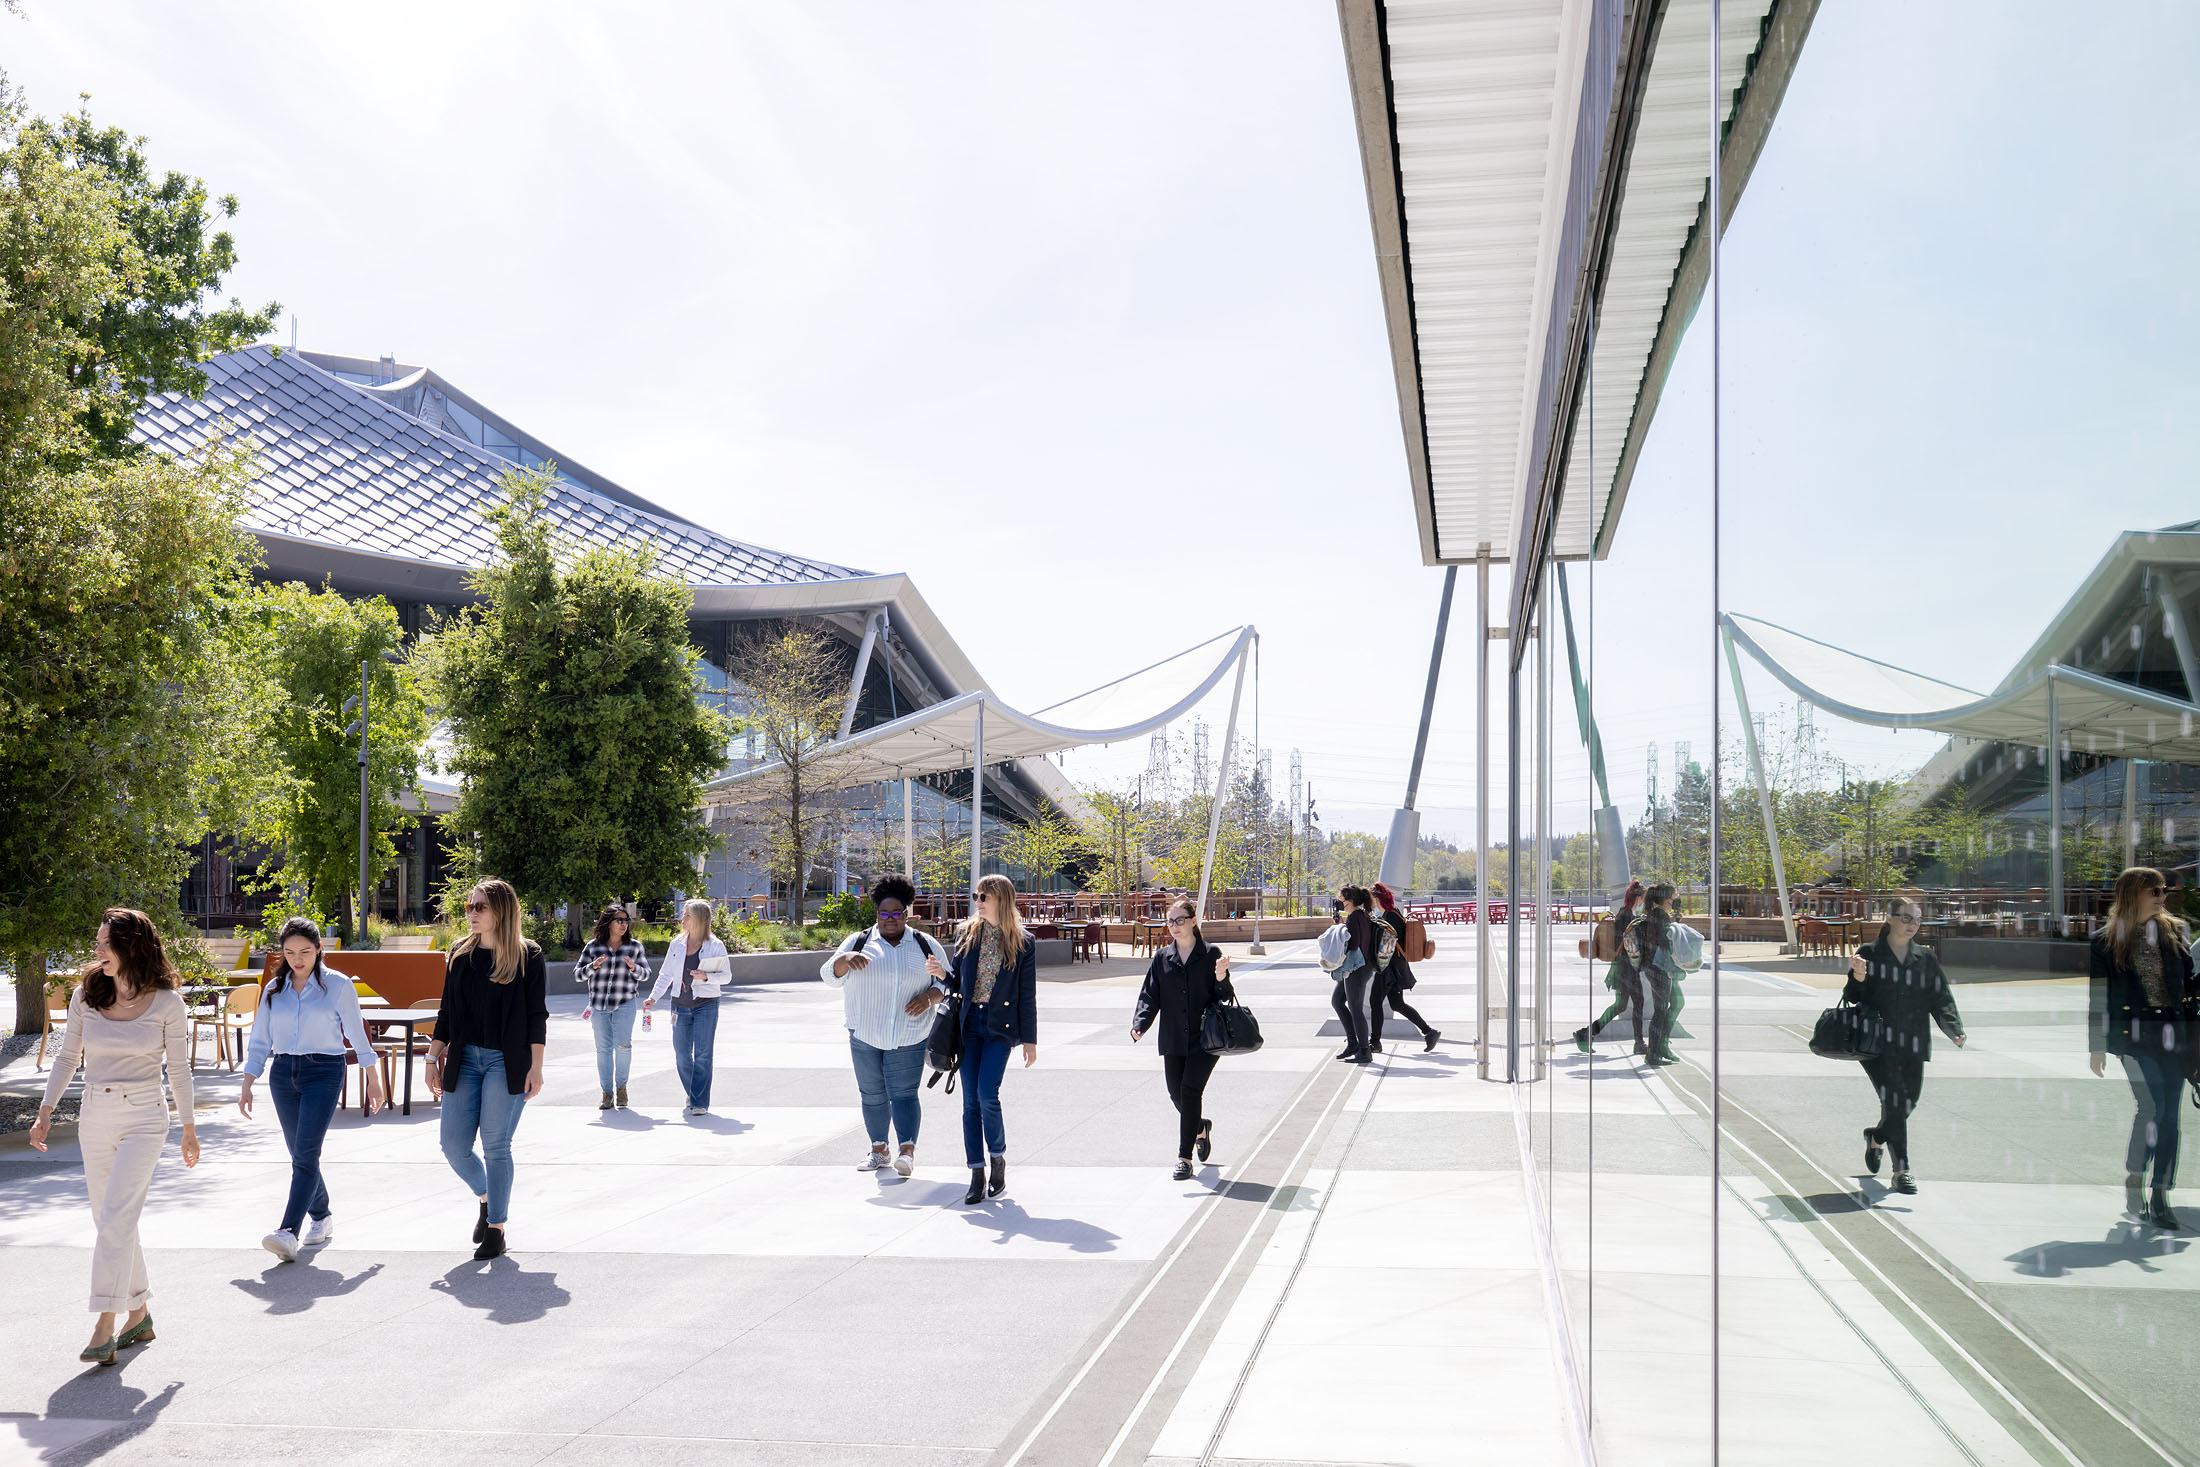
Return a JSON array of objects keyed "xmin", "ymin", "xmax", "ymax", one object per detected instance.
[
  {"xmin": 858, "ymin": 1149, "xmax": 891, "ymax": 1172},
  {"xmin": 892, "ymin": 1148, "xmax": 915, "ymax": 1178},
  {"xmin": 302, "ymin": 1215, "xmax": 334, "ymax": 1247},
  {"xmin": 261, "ymin": 1229, "xmax": 301, "ymax": 1263}
]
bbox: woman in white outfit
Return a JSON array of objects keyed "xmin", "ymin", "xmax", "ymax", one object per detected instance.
[{"xmin": 28, "ymin": 907, "xmax": 203, "ymax": 1366}]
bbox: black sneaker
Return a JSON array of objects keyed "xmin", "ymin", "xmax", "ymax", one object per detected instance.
[
  {"xmin": 2149, "ymin": 1190, "xmax": 2183, "ymax": 1231},
  {"xmin": 1864, "ymin": 1129, "xmax": 1883, "ymax": 1177},
  {"xmin": 1335, "ymin": 1046, "xmax": 1359, "ymax": 1060},
  {"xmin": 1423, "ymin": 1030, "xmax": 1441, "ymax": 1053}
]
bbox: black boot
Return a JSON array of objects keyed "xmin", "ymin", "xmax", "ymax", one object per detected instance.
[
  {"xmin": 963, "ymin": 1167, "xmax": 986, "ymax": 1205},
  {"xmin": 988, "ymin": 1154, "xmax": 1007, "ymax": 1198},
  {"xmin": 1422, "ymin": 1029, "xmax": 1440, "ymax": 1052},
  {"xmin": 1573, "ymin": 1027, "xmax": 1592, "ymax": 1054},
  {"xmin": 1335, "ymin": 1045, "xmax": 1358, "ymax": 1060},
  {"xmin": 473, "ymin": 1201, "xmax": 489, "ymax": 1245},
  {"xmin": 473, "ymin": 1225, "xmax": 506, "ymax": 1260},
  {"xmin": 2149, "ymin": 1188, "xmax": 2183, "ymax": 1231}
]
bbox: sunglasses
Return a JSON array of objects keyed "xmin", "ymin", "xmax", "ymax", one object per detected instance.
[
  {"xmin": 1166, "ymin": 915, "xmax": 1192, "ymax": 926},
  {"xmin": 464, "ymin": 900, "xmax": 490, "ymax": 914}
]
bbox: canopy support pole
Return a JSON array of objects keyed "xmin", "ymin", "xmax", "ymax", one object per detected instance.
[
  {"xmin": 837, "ymin": 609, "xmax": 886, "ymax": 740},
  {"xmin": 1724, "ymin": 626, "xmax": 1795, "ymax": 950},
  {"xmin": 902, "ymin": 773, "xmax": 914, "ymax": 884},
  {"xmin": 1476, "ymin": 551, "xmax": 1493, "ymax": 1081},
  {"xmin": 2123, "ymin": 755, "xmax": 2140, "ymax": 872},
  {"xmin": 2048, "ymin": 674, "xmax": 2064, "ymax": 937},
  {"xmin": 1196, "ymin": 644, "xmax": 1250, "ymax": 920},
  {"xmin": 1380, "ymin": 568, "xmax": 1459, "ymax": 892},
  {"xmin": 1251, "ymin": 634, "xmax": 1266, "ymax": 955},
  {"xmin": 2163, "ymin": 587, "xmax": 2200, "ymax": 702},
  {"xmin": 971, "ymin": 701, "xmax": 986, "ymax": 904}
]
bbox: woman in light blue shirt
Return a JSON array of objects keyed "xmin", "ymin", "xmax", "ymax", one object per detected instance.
[{"xmin": 238, "ymin": 917, "xmax": 382, "ymax": 1262}]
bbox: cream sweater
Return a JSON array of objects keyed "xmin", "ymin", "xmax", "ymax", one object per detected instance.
[{"xmin": 40, "ymin": 988, "xmax": 196, "ymax": 1118}]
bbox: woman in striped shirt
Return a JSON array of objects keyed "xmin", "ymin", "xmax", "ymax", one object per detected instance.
[{"xmin": 575, "ymin": 904, "xmax": 649, "ymax": 1110}]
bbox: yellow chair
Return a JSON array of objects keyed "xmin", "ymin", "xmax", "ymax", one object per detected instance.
[{"xmin": 191, "ymin": 980, "xmax": 263, "ymax": 1070}]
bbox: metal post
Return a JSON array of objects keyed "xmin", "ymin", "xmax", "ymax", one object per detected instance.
[
  {"xmin": 2162, "ymin": 587, "xmax": 2200, "ymax": 701},
  {"xmin": 2048, "ymin": 673, "xmax": 2063, "ymax": 936},
  {"xmin": 1506, "ymin": 636, "xmax": 1521, "ymax": 1084},
  {"xmin": 838, "ymin": 609, "xmax": 885, "ymax": 740},
  {"xmin": 971, "ymin": 701, "xmax": 986, "ymax": 899},
  {"xmin": 1381, "ymin": 567, "xmax": 1460, "ymax": 892},
  {"xmin": 1724, "ymin": 627, "xmax": 1795, "ymax": 949},
  {"xmin": 1534, "ymin": 578, "xmax": 1552, "ymax": 1083},
  {"xmin": 902, "ymin": 774, "xmax": 915, "ymax": 880},
  {"xmin": 1477, "ymin": 551, "xmax": 1493, "ymax": 1080},
  {"xmin": 2123, "ymin": 756, "xmax": 2140, "ymax": 872},
  {"xmin": 355, "ymin": 660, "xmax": 371, "ymax": 941},
  {"xmin": 1251, "ymin": 634, "xmax": 1266, "ymax": 954},
  {"xmin": 1196, "ymin": 642, "xmax": 1251, "ymax": 920}
]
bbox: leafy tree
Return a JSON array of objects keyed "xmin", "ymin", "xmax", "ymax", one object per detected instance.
[
  {"xmin": 241, "ymin": 584, "xmax": 426, "ymax": 941},
  {"xmin": 1830, "ymin": 776, "xmax": 1916, "ymax": 892},
  {"xmin": 913, "ymin": 804, "xmax": 971, "ymax": 896},
  {"xmin": 1002, "ymin": 809, "xmax": 1086, "ymax": 892},
  {"xmin": 1318, "ymin": 831, "xmax": 1383, "ymax": 889},
  {"xmin": 1077, "ymin": 780, "xmax": 1150, "ymax": 913},
  {"xmin": 414, "ymin": 470, "xmax": 730, "ymax": 938},
  {"xmin": 717, "ymin": 622, "xmax": 854, "ymax": 925}
]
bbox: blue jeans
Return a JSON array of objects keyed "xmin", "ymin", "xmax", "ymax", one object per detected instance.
[
  {"xmin": 960, "ymin": 1037, "xmax": 1014, "ymax": 1165},
  {"xmin": 2124, "ymin": 1049, "xmax": 2185, "ymax": 1190},
  {"xmin": 269, "ymin": 1053, "xmax": 343, "ymax": 1234},
  {"xmin": 672, "ymin": 1001, "xmax": 721, "ymax": 1109},
  {"xmin": 590, "ymin": 999, "xmax": 639, "ymax": 1093},
  {"xmin": 439, "ymin": 1046, "xmax": 528, "ymax": 1224},
  {"xmin": 850, "ymin": 1036, "xmax": 926, "ymax": 1147}
]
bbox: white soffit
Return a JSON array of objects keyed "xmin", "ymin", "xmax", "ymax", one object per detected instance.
[{"xmin": 1364, "ymin": 0, "xmax": 1586, "ymax": 564}]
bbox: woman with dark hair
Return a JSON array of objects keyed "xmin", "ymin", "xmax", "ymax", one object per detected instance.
[
  {"xmin": 238, "ymin": 916, "xmax": 383, "ymax": 1262},
  {"xmin": 1574, "ymin": 880, "xmax": 1647, "ymax": 1054},
  {"xmin": 822, "ymin": 873, "xmax": 950, "ymax": 1177},
  {"xmin": 1332, "ymin": 886, "xmax": 1380, "ymax": 1064},
  {"xmin": 1368, "ymin": 883, "xmax": 1439, "ymax": 1053},
  {"xmin": 2089, "ymin": 866, "xmax": 2194, "ymax": 1229},
  {"xmin": 427, "ymin": 878, "xmax": 548, "ymax": 1259},
  {"xmin": 932, "ymin": 873, "xmax": 1037, "ymax": 1205},
  {"xmin": 1623, "ymin": 884, "xmax": 1682, "ymax": 1066},
  {"xmin": 1848, "ymin": 897, "xmax": 1964, "ymax": 1196},
  {"xmin": 1132, "ymin": 897, "xmax": 1236, "ymax": 1179},
  {"xmin": 575, "ymin": 903, "xmax": 649, "ymax": 1110},
  {"xmin": 28, "ymin": 909, "xmax": 200, "ymax": 1365}
]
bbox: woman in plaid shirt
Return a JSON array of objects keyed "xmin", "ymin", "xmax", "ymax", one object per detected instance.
[{"xmin": 576, "ymin": 904, "xmax": 650, "ymax": 1110}]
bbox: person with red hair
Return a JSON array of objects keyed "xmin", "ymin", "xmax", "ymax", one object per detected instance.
[
  {"xmin": 1368, "ymin": 883, "xmax": 1439, "ymax": 1052},
  {"xmin": 1574, "ymin": 880, "xmax": 1646, "ymax": 1055}
]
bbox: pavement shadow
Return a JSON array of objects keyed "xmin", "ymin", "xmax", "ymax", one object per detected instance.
[
  {"xmin": 596, "ymin": 1109, "xmax": 666, "ymax": 1133},
  {"xmin": 681, "ymin": 1114, "xmax": 754, "ymax": 1137},
  {"xmin": 956, "ymin": 1198, "xmax": 1122, "ymax": 1255},
  {"xmin": 430, "ymin": 1256, "xmax": 572, "ymax": 1324},
  {"xmin": 230, "ymin": 1259, "xmax": 385, "ymax": 1315},
  {"xmin": 2007, "ymin": 1223, "xmax": 2191, "ymax": 1278},
  {"xmin": 34, "ymin": 1377, "xmax": 181, "ymax": 1465}
]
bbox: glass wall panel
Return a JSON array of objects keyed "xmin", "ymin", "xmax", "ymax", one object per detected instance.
[{"xmin": 1718, "ymin": 1, "xmax": 2200, "ymax": 1460}]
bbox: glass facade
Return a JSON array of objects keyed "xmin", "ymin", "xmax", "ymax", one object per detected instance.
[{"xmin": 1510, "ymin": 3, "xmax": 2200, "ymax": 1459}]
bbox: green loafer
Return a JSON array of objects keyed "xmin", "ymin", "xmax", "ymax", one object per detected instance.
[
  {"xmin": 79, "ymin": 1337, "xmax": 116, "ymax": 1366},
  {"xmin": 115, "ymin": 1312, "xmax": 154, "ymax": 1349}
]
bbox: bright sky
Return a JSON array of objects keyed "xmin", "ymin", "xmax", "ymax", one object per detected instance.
[{"xmin": 8, "ymin": 2, "xmax": 2194, "ymax": 845}]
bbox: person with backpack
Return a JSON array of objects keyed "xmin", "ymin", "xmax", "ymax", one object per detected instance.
[
  {"xmin": 1623, "ymin": 884, "xmax": 1683, "ymax": 1066},
  {"xmin": 821, "ymin": 874, "xmax": 951, "ymax": 1178},
  {"xmin": 1574, "ymin": 880, "xmax": 1646, "ymax": 1054},
  {"xmin": 1368, "ymin": 883, "xmax": 1439, "ymax": 1053},
  {"xmin": 1329, "ymin": 886, "xmax": 1381, "ymax": 1064},
  {"xmin": 1131, "ymin": 897, "xmax": 1237, "ymax": 1179}
]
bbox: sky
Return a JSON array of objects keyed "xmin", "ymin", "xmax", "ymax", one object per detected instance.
[{"xmin": 7, "ymin": 1, "xmax": 2195, "ymax": 845}]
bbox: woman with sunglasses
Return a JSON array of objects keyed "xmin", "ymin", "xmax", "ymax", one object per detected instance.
[
  {"xmin": 427, "ymin": 879, "xmax": 548, "ymax": 1259},
  {"xmin": 930, "ymin": 873, "xmax": 1037, "ymax": 1205},
  {"xmin": 644, "ymin": 898, "xmax": 730, "ymax": 1116},
  {"xmin": 1132, "ymin": 897, "xmax": 1234, "ymax": 1179},
  {"xmin": 27, "ymin": 908, "xmax": 200, "ymax": 1365},
  {"xmin": 576, "ymin": 903, "xmax": 649, "ymax": 1111},
  {"xmin": 2089, "ymin": 867, "xmax": 2195, "ymax": 1230},
  {"xmin": 1847, "ymin": 898, "xmax": 1964, "ymax": 1196}
]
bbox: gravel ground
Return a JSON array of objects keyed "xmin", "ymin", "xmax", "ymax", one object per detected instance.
[{"xmin": 0, "ymin": 1093, "xmax": 76, "ymax": 1130}]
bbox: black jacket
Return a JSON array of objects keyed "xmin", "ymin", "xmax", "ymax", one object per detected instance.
[
  {"xmin": 1843, "ymin": 936, "xmax": 1963, "ymax": 1059},
  {"xmin": 433, "ymin": 941, "xmax": 550, "ymax": 1095},
  {"xmin": 1345, "ymin": 908, "xmax": 1378, "ymax": 976},
  {"xmin": 1134, "ymin": 939, "xmax": 1236, "ymax": 1057},
  {"xmin": 2089, "ymin": 923, "xmax": 2197, "ymax": 1057},
  {"xmin": 947, "ymin": 925, "xmax": 1038, "ymax": 1045}
]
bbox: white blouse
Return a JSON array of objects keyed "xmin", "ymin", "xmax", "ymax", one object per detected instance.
[{"xmin": 41, "ymin": 987, "xmax": 195, "ymax": 1117}]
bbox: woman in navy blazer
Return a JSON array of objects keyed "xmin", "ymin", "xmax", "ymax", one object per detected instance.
[{"xmin": 928, "ymin": 873, "xmax": 1037, "ymax": 1205}]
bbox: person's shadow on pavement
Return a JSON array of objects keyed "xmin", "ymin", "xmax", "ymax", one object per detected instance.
[
  {"xmin": 33, "ymin": 1376, "xmax": 181, "ymax": 1463},
  {"xmin": 956, "ymin": 1199, "xmax": 1122, "ymax": 1255},
  {"xmin": 230, "ymin": 1260, "xmax": 385, "ymax": 1315},
  {"xmin": 2006, "ymin": 1222, "xmax": 2190, "ymax": 1278},
  {"xmin": 432, "ymin": 1257, "xmax": 572, "ymax": 1324}
]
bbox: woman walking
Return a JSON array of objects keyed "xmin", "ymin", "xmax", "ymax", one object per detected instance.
[
  {"xmin": 1331, "ymin": 886, "xmax": 1380, "ymax": 1064},
  {"xmin": 932, "ymin": 873, "xmax": 1037, "ymax": 1205},
  {"xmin": 576, "ymin": 903, "xmax": 649, "ymax": 1111},
  {"xmin": 2089, "ymin": 867, "xmax": 2194, "ymax": 1230},
  {"xmin": 427, "ymin": 879, "xmax": 547, "ymax": 1260},
  {"xmin": 1368, "ymin": 883, "xmax": 1440, "ymax": 1053},
  {"xmin": 1574, "ymin": 880, "xmax": 1646, "ymax": 1054},
  {"xmin": 645, "ymin": 898, "xmax": 729, "ymax": 1117},
  {"xmin": 1849, "ymin": 897, "xmax": 1965, "ymax": 1196},
  {"xmin": 238, "ymin": 916, "xmax": 384, "ymax": 1262},
  {"xmin": 1131, "ymin": 897, "xmax": 1234, "ymax": 1179},
  {"xmin": 1623, "ymin": 884, "xmax": 1682, "ymax": 1066},
  {"xmin": 27, "ymin": 908, "xmax": 201, "ymax": 1365},
  {"xmin": 821, "ymin": 875, "xmax": 949, "ymax": 1176}
]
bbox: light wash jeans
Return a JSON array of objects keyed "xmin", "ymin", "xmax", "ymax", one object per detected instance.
[
  {"xmin": 439, "ymin": 1045, "xmax": 528, "ymax": 1224},
  {"xmin": 589, "ymin": 999, "xmax": 639, "ymax": 1093},
  {"xmin": 671, "ymin": 1000, "xmax": 721, "ymax": 1110},
  {"xmin": 849, "ymin": 1036, "xmax": 926, "ymax": 1146}
]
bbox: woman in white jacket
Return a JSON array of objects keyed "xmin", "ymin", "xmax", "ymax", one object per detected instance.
[{"xmin": 644, "ymin": 899, "xmax": 729, "ymax": 1116}]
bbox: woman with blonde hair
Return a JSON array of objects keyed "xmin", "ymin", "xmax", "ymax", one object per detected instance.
[
  {"xmin": 28, "ymin": 908, "xmax": 201, "ymax": 1365},
  {"xmin": 646, "ymin": 897, "xmax": 731, "ymax": 1116},
  {"xmin": 427, "ymin": 878, "xmax": 548, "ymax": 1259},
  {"xmin": 930, "ymin": 873, "xmax": 1037, "ymax": 1204},
  {"xmin": 2089, "ymin": 866, "xmax": 2195, "ymax": 1230}
]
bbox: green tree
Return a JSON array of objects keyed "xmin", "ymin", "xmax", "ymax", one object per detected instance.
[
  {"xmin": 1318, "ymin": 831, "xmax": 1383, "ymax": 889},
  {"xmin": 1003, "ymin": 809, "xmax": 1086, "ymax": 893},
  {"xmin": 414, "ymin": 470, "xmax": 730, "ymax": 936},
  {"xmin": 913, "ymin": 805, "xmax": 971, "ymax": 896},
  {"xmin": 1078, "ymin": 781, "xmax": 1150, "ymax": 913},
  {"xmin": 717, "ymin": 622, "xmax": 858, "ymax": 925},
  {"xmin": 1831, "ymin": 776, "xmax": 1917, "ymax": 892},
  {"xmin": 242, "ymin": 584, "xmax": 426, "ymax": 941}
]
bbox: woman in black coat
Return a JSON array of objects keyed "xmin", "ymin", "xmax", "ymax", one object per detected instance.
[
  {"xmin": 1132, "ymin": 898, "xmax": 1236, "ymax": 1180},
  {"xmin": 2088, "ymin": 866, "xmax": 2196, "ymax": 1231},
  {"xmin": 931, "ymin": 874, "xmax": 1038, "ymax": 1206},
  {"xmin": 1846, "ymin": 898, "xmax": 1964, "ymax": 1196},
  {"xmin": 1368, "ymin": 882, "xmax": 1439, "ymax": 1053},
  {"xmin": 1332, "ymin": 886, "xmax": 1380, "ymax": 1063}
]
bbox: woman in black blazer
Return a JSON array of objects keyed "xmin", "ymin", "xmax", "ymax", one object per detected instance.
[
  {"xmin": 1845, "ymin": 897, "xmax": 1964, "ymax": 1196},
  {"xmin": 2089, "ymin": 866, "xmax": 2196, "ymax": 1231},
  {"xmin": 1132, "ymin": 898, "xmax": 1236, "ymax": 1180},
  {"xmin": 426, "ymin": 879, "xmax": 548, "ymax": 1259},
  {"xmin": 931, "ymin": 874, "xmax": 1037, "ymax": 1206}
]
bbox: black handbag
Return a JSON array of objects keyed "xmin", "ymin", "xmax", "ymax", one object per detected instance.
[
  {"xmin": 924, "ymin": 997, "xmax": 963, "ymax": 1092},
  {"xmin": 1809, "ymin": 999, "xmax": 1884, "ymax": 1061},
  {"xmin": 1200, "ymin": 996, "xmax": 1264, "ymax": 1056}
]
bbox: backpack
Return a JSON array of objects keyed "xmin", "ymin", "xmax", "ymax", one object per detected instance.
[
  {"xmin": 1668, "ymin": 920, "xmax": 1705, "ymax": 973},
  {"xmin": 1371, "ymin": 916, "xmax": 1400, "ymax": 970},
  {"xmin": 1400, "ymin": 918, "xmax": 1435, "ymax": 964},
  {"xmin": 1590, "ymin": 915, "xmax": 1620, "ymax": 963},
  {"xmin": 1316, "ymin": 922, "xmax": 1351, "ymax": 972},
  {"xmin": 849, "ymin": 927, "xmax": 940, "ymax": 963}
]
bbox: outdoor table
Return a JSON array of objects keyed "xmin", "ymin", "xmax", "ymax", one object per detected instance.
[{"xmin": 360, "ymin": 1008, "xmax": 438, "ymax": 1116}]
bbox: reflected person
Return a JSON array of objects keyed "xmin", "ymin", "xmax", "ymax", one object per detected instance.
[
  {"xmin": 2089, "ymin": 866, "xmax": 2194, "ymax": 1231},
  {"xmin": 1624, "ymin": 883, "xmax": 1680, "ymax": 1066},
  {"xmin": 1849, "ymin": 899, "xmax": 1965, "ymax": 1196},
  {"xmin": 1575, "ymin": 879, "xmax": 1646, "ymax": 1054}
]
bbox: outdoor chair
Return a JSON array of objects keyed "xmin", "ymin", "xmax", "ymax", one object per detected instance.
[
  {"xmin": 1076, "ymin": 922, "xmax": 1104, "ymax": 962},
  {"xmin": 191, "ymin": 979, "xmax": 261, "ymax": 1070},
  {"xmin": 35, "ymin": 989, "xmax": 70, "ymax": 1069}
]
